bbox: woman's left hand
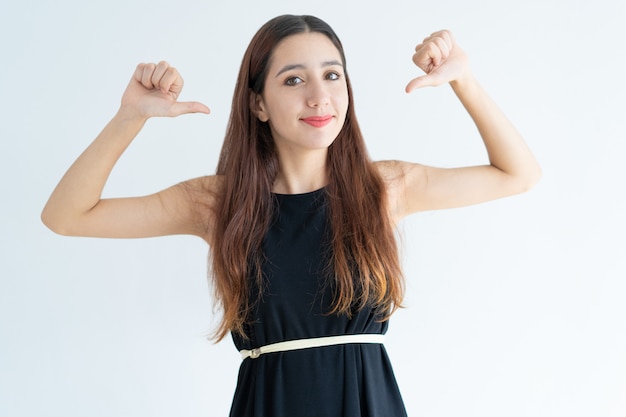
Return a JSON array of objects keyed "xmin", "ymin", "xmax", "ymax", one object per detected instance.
[{"xmin": 405, "ymin": 30, "xmax": 471, "ymax": 93}]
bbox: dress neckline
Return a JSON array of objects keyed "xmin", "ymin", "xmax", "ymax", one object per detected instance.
[{"xmin": 272, "ymin": 187, "xmax": 326, "ymax": 198}]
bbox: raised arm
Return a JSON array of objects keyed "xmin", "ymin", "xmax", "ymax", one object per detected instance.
[
  {"xmin": 384, "ymin": 30, "xmax": 541, "ymax": 220},
  {"xmin": 41, "ymin": 62, "xmax": 214, "ymax": 240}
]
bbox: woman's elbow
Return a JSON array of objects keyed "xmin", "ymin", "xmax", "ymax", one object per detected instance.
[
  {"xmin": 515, "ymin": 163, "xmax": 542, "ymax": 194},
  {"xmin": 40, "ymin": 208, "xmax": 73, "ymax": 236}
]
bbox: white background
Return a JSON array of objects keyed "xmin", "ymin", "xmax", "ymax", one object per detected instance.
[{"xmin": 1, "ymin": 0, "xmax": 625, "ymax": 416}]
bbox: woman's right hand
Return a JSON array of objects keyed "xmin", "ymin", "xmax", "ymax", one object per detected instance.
[
  {"xmin": 120, "ymin": 61, "xmax": 210, "ymax": 120},
  {"xmin": 42, "ymin": 61, "xmax": 214, "ymax": 239}
]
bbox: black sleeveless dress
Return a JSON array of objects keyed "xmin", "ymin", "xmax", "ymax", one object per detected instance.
[{"xmin": 229, "ymin": 188, "xmax": 407, "ymax": 417}]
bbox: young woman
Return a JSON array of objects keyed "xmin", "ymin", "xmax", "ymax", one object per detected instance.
[{"xmin": 42, "ymin": 14, "xmax": 541, "ymax": 417}]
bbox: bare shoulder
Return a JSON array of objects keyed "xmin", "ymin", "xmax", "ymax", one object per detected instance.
[
  {"xmin": 373, "ymin": 160, "xmax": 427, "ymax": 221},
  {"xmin": 177, "ymin": 175, "xmax": 222, "ymax": 198},
  {"xmin": 373, "ymin": 160, "xmax": 423, "ymax": 184},
  {"xmin": 171, "ymin": 175, "xmax": 223, "ymax": 241}
]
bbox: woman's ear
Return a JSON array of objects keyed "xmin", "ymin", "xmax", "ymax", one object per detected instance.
[{"xmin": 250, "ymin": 92, "xmax": 269, "ymax": 122}]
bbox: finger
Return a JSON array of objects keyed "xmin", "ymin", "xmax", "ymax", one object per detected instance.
[
  {"xmin": 133, "ymin": 63, "xmax": 145, "ymax": 83},
  {"xmin": 425, "ymin": 29, "xmax": 453, "ymax": 43},
  {"xmin": 412, "ymin": 42, "xmax": 442, "ymax": 72},
  {"xmin": 151, "ymin": 61, "xmax": 170, "ymax": 93},
  {"xmin": 169, "ymin": 101, "xmax": 211, "ymax": 117},
  {"xmin": 405, "ymin": 74, "xmax": 440, "ymax": 93},
  {"xmin": 418, "ymin": 30, "xmax": 454, "ymax": 55},
  {"xmin": 415, "ymin": 37, "xmax": 449, "ymax": 69},
  {"xmin": 421, "ymin": 32, "xmax": 441, "ymax": 45},
  {"xmin": 426, "ymin": 42, "xmax": 443, "ymax": 68},
  {"xmin": 160, "ymin": 67, "xmax": 184, "ymax": 97},
  {"xmin": 439, "ymin": 30, "xmax": 455, "ymax": 49},
  {"xmin": 141, "ymin": 63, "xmax": 157, "ymax": 89},
  {"xmin": 430, "ymin": 37, "xmax": 450, "ymax": 62}
]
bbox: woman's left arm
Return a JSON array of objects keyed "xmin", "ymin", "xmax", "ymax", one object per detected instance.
[{"xmin": 389, "ymin": 30, "xmax": 541, "ymax": 219}]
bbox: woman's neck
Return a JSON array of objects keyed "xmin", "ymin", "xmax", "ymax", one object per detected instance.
[{"xmin": 272, "ymin": 148, "xmax": 328, "ymax": 194}]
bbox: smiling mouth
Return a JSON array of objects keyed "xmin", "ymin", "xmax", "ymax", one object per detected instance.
[{"xmin": 301, "ymin": 115, "xmax": 333, "ymax": 128}]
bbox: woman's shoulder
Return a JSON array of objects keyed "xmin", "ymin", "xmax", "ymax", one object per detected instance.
[
  {"xmin": 373, "ymin": 160, "xmax": 423, "ymax": 185},
  {"xmin": 175, "ymin": 175, "xmax": 224, "ymax": 241},
  {"xmin": 179, "ymin": 174, "xmax": 223, "ymax": 193},
  {"xmin": 373, "ymin": 160, "xmax": 428, "ymax": 221}
]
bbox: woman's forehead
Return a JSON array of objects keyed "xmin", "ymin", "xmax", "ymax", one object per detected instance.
[{"xmin": 269, "ymin": 32, "xmax": 344, "ymax": 70}]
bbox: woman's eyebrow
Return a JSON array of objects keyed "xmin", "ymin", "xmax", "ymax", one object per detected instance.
[{"xmin": 275, "ymin": 60, "xmax": 343, "ymax": 78}]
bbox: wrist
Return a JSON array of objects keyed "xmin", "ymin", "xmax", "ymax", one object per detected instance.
[
  {"xmin": 449, "ymin": 70, "xmax": 477, "ymax": 91},
  {"xmin": 114, "ymin": 106, "xmax": 150, "ymax": 126}
]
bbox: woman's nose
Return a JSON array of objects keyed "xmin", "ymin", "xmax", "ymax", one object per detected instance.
[{"xmin": 306, "ymin": 81, "xmax": 330, "ymax": 107}]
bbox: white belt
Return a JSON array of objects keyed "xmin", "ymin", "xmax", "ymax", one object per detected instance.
[{"xmin": 240, "ymin": 334, "xmax": 385, "ymax": 360}]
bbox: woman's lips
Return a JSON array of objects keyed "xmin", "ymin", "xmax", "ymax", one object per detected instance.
[{"xmin": 301, "ymin": 115, "xmax": 333, "ymax": 128}]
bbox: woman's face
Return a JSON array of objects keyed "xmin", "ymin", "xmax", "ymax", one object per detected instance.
[{"xmin": 255, "ymin": 32, "xmax": 349, "ymax": 157}]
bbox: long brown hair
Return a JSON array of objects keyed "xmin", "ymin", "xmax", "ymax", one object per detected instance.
[{"xmin": 210, "ymin": 15, "xmax": 404, "ymax": 341}]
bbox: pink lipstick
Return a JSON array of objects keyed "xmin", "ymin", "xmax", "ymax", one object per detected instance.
[{"xmin": 301, "ymin": 115, "xmax": 333, "ymax": 128}]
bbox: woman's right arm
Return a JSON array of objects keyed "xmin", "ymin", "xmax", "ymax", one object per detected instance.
[{"xmin": 41, "ymin": 61, "xmax": 212, "ymax": 240}]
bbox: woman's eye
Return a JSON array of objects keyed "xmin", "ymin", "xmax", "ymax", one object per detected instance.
[
  {"xmin": 326, "ymin": 72, "xmax": 341, "ymax": 81},
  {"xmin": 285, "ymin": 76, "xmax": 303, "ymax": 86}
]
